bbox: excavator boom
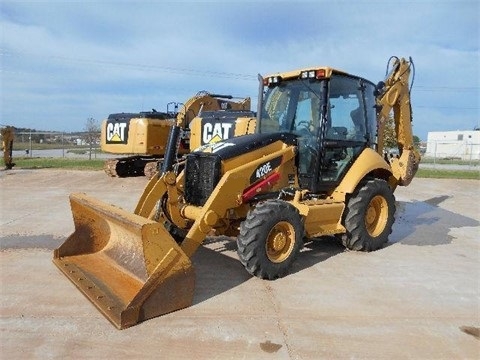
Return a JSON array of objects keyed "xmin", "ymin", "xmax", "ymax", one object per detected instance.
[{"xmin": 1, "ymin": 126, "xmax": 15, "ymax": 170}]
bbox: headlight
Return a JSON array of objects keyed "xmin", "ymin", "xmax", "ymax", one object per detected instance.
[
  {"xmin": 300, "ymin": 69, "xmax": 326, "ymax": 79},
  {"xmin": 301, "ymin": 70, "xmax": 315, "ymax": 79},
  {"xmin": 265, "ymin": 76, "xmax": 282, "ymax": 86}
]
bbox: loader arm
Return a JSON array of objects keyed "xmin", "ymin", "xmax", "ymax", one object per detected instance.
[
  {"xmin": 179, "ymin": 143, "xmax": 296, "ymax": 257},
  {"xmin": 375, "ymin": 57, "xmax": 420, "ymax": 186},
  {"xmin": 135, "ymin": 89, "xmax": 253, "ymax": 217},
  {"xmin": 136, "ymin": 138, "xmax": 297, "ymax": 256}
]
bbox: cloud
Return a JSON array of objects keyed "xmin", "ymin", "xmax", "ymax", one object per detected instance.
[{"xmin": 0, "ymin": 0, "xmax": 478, "ymax": 139}]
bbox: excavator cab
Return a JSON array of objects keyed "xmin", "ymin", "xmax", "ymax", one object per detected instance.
[{"xmin": 259, "ymin": 70, "xmax": 377, "ymax": 193}]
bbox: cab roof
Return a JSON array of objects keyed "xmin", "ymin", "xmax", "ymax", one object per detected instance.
[{"xmin": 264, "ymin": 66, "xmax": 350, "ymax": 79}]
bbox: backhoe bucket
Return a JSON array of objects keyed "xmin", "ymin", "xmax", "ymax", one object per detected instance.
[{"xmin": 53, "ymin": 193, "xmax": 195, "ymax": 329}]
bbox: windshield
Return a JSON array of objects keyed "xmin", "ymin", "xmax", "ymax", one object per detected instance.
[{"xmin": 259, "ymin": 79, "xmax": 326, "ymax": 135}]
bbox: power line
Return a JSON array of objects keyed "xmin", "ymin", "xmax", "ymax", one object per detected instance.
[
  {"xmin": 0, "ymin": 49, "xmax": 257, "ymax": 81},
  {"xmin": 1, "ymin": 49, "xmax": 479, "ymax": 111},
  {"xmin": 414, "ymin": 86, "xmax": 479, "ymax": 93},
  {"xmin": 415, "ymin": 105, "xmax": 479, "ymax": 110},
  {"xmin": 2, "ymin": 49, "xmax": 479, "ymax": 92}
]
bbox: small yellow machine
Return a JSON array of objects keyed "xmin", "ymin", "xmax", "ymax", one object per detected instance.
[
  {"xmin": 101, "ymin": 92, "xmax": 252, "ymax": 177},
  {"xmin": 1, "ymin": 126, "xmax": 15, "ymax": 170},
  {"xmin": 54, "ymin": 57, "xmax": 419, "ymax": 329}
]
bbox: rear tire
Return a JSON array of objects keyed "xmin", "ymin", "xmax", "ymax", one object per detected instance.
[
  {"xmin": 341, "ymin": 179, "xmax": 395, "ymax": 251},
  {"xmin": 237, "ymin": 200, "xmax": 303, "ymax": 280}
]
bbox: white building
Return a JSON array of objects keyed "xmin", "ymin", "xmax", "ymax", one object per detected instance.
[{"xmin": 425, "ymin": 130, "xmax": 480, "ymax": 160}]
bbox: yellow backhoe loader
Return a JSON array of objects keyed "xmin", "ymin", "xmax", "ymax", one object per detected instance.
[
  {"xmin": 1, "ymin": 126, "xmax": 15, "ymax": 170},
  {"xmin": 53, "ymin": 56, "xmax": 420, "ymax": 329},
  {"xmin": 101, "ymin": 92, "xmax": 253, "ymax": 178}
]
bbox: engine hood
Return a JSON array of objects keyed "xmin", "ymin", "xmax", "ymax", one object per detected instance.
[{"xmin": 192, "ymin": 132, "xmax": 297, "ymax": 160}]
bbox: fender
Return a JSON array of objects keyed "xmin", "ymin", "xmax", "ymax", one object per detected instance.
[{"xmin": 333, "ymin": 148, "xmax": 392, "ymax": 196}]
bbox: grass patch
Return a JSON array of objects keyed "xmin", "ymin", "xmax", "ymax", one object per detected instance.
[
  {"xmin": 6, "ymin": 157, "xmax": 480, "ymax": 180},
  {"xmin": 13, "ymin": 142, "xmax": 96, "ymax": 151},
  {"xmin": 12, "ymin": 157, "xmax": 105, "ymax": 170},
  {"xmin": 416, "ymin": 168, "xmax": 480, "ymax": 180},
  {"xmin": 421, "ymin": 157, "xmax": 480, "ymax": 166},
  {"xmin": 66, "ymin": 149, "xmax": 89, "ymax": 155}
]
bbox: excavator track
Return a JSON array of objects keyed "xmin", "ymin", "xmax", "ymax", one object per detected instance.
[
  {"xmin": 103, "ymin": 158, "xmax": 121, "ymax": 177},
  {"xmin": 143, "ymin": 161, "xmax": 160, "ymax": 179},
  {"xmin": 103, "ymin": 156, "xmax": 160, "ymax": 177}
]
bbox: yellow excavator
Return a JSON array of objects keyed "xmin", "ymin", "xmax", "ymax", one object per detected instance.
[
  {"xmin": 1, "ymin": 126, "xmax": 15, "ymax": 170},
  {"xmin": 53, "ymin": 56, "xmax": 420, "ymax": 329},
  {"xmin": 101, "ymin": 92, "xmax": 253, "ymax": 178}
]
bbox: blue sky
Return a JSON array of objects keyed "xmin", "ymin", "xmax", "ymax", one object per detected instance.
[{"xmin": 1, "ymin": 0, "xmax": 478, "ymax": 140}]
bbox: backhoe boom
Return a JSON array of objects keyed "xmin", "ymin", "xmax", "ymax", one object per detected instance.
[{"xmin": 376, "ymin": 57, "xmax": 420, "ymax": 186}]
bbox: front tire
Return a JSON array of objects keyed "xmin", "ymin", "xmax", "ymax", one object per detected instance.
[
  {"xmin": 237, "ymin": 200, "xmax": 303, "ymax": 280},
  {"xmin": 341, "ymin": 179, "xmax": 396, "ymax": 251}
]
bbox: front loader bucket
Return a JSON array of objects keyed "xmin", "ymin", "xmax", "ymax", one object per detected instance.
[{"xmin": 53, "ymin": 193, "xmax": 195, "ymax": 329}]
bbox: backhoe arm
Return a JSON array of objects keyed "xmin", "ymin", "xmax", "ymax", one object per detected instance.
[{"xmin": 376, "ymin": 57, "xmax": 420, "ymax": 186}]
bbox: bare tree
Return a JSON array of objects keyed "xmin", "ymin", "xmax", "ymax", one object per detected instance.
[
  {"xmin": 382, "ymin": 114, "xmax": 421, "ymax": 152},
  {"xmin": 84, "ymin": 117, "xmax": 100, "ymax": 160}
]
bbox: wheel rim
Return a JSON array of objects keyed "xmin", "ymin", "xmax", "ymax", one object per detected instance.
[
  {"xmin": 365, "ymin": 195, "xmax": 388, "ymax": 237},
  {"xmin": 265, "ymin": 221, "xmax": 295, "ymax": 263}
]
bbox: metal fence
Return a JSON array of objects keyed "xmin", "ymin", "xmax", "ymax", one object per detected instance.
[
  {"xmin": 13, "ymin": 131, "xmax": 103, "ymax": 159},
  {"xmin": 423, "ymin": 140, "xmax": 480, "ymax": 169},
  {"xmin": 10, "ymin": 131, "xmax": 480, "ymax": 169}
]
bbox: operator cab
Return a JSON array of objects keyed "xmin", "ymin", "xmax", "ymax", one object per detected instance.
[{"xmin": 258, "ymin": 68, "xmax": 377, "ymax": 193}]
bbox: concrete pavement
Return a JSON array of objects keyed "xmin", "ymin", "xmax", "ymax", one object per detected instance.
[{"xmin": 1, "ymin": 169, "xmax": 479, "ymax": 359}]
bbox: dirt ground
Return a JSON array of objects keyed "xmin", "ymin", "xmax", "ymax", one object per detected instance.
[{"xmin": 1, "ymin": 169, "xmax": 479, "ymax": 359}]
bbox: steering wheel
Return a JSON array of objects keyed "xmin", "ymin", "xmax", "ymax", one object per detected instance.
[
  {"xmin": 294, "ymin": 121, "xmax": 317, "ymax": 156},
  {"xmin": 296, "ymin": 121, "xmax": 314, "ymax": 136}
]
